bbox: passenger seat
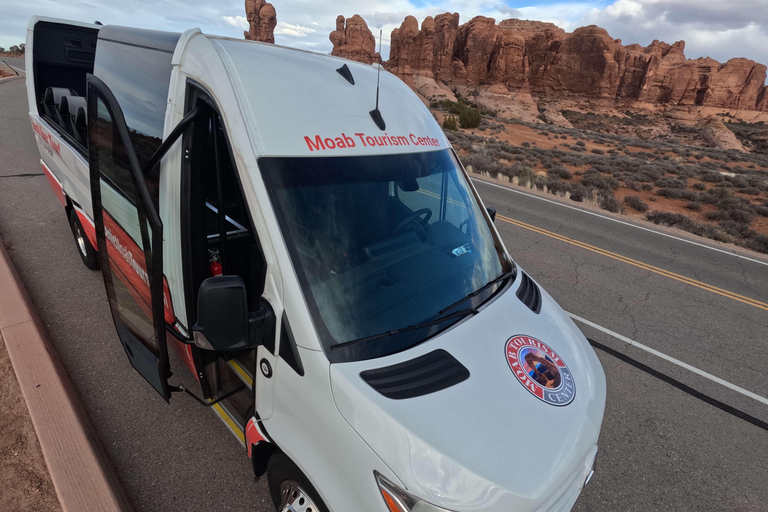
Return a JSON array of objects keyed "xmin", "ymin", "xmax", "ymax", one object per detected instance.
[
  {"xmin": 58, "ymin": 96, "xmax": 87, "ymax": 138},
  {"xmin": 43, "ymin": 87, "xmax": 77, "ymax": 126},
  {"xmin": 72, "ymin": 106, "xmax": 88, "ymax": 146}
]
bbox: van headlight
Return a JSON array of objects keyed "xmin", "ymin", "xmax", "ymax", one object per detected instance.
[{"xmin": 375, "ymin": 472, "xmax": 455, "ymax": 512}]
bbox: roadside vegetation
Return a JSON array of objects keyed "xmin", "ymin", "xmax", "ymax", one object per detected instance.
[{"xmin": 431, "ymin": 103, "xmax": 768, "ymax": 255}]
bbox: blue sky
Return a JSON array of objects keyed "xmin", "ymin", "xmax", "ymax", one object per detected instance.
[{"xmin": 3, "ymin": 0, "xmax": 768, "ymax": 69}]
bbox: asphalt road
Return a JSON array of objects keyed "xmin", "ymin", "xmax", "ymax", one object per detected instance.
[
  {"xmin": 1, "ymin": 73, "xmax": 767, "ymax": 511},
  {"xmin": 1, "ymin": 55, "xmax": 25, "ymax": 72}
]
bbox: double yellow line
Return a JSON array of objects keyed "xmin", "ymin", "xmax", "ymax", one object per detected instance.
[{"xmin": 496, "ymin": 214, "xmax": 768, "ymax": 313}]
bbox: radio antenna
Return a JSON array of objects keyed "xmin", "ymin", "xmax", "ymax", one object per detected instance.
[{"xmin": 369, "ymin": 29, "xmax": 386, "ymax": 130}]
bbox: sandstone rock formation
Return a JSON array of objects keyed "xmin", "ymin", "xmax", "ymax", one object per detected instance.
[
  {"xmin": 329, "ymin": 15, "xmax": 381, "ymax": 65},
  {"xmin": 698, "ymin": 117, "xmax": 745, "ymax": 151},
  {"xmin": 244, "ymin": 0, "xmax": 276, "ymax": 43},
  {"xmin": 331, "ymin": 13, "xmax": 768, "ymax": 117}
]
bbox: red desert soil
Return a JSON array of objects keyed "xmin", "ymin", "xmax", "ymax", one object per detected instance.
[{"xmin": 0, "ymin": 333, "xmax": 61, "ymax": 512}]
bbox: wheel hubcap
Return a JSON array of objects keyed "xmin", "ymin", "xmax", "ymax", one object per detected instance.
[
  {"xmin": 279, "ymin": 480, "xmax": 318, "ymax": 512},
  {"xmin": 75, "ymin": 223, "xmax": 87, "ymax": 256}
]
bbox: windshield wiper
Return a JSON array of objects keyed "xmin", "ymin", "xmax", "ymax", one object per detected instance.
[
  {"xmin": 331, "ymin": 306, "xmax": 478, "ymax": 349},
  {"xmin": 438, "ymin": 269, "xmax": 516, "ymax": 315}
]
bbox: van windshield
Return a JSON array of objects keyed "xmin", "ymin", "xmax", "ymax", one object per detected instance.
[{"xmin": 260, "ymin": 150, "xmax": 512, "ymax": 361}]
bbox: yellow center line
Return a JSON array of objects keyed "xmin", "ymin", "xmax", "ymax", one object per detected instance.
[
  {"xmin": 496, "ymin": 214, "xmax": 768, "ymax": 313},
  {"xmin": 417, "ymin": 188, "xmax": 465, "ymax": 208}
]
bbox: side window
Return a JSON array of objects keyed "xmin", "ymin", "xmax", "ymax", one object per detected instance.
[
  {"xmin": 394, "ymin": 168, "xmax": 470, "ymax": 229},
  {"xmin": 91, "ymin": 95, "xmax": 157, "ymax": 342},
  {"xmin": 396, "ymin": 171, "xmax": 442, "ymax": 225},
  {"xmin": 93, "ymin": 37, "xmax": 177, "ymax": 208},
  {"xmin": 445, "ymin": 174, "xmax": 471, "ymax": 229}
]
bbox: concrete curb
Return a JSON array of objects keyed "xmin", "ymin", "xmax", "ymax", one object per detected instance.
[{"xmin": 0, "ymin": 240, "xmax": 133, "ymax": 512}]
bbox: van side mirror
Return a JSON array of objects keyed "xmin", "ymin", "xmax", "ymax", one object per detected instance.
[
  {"xmin": 192, "ymin": 276, "xmax": 274, "ymax": 351},
  {"xmin": 486, "ymin": 207, "xmax": 497, "ymax": 223}
]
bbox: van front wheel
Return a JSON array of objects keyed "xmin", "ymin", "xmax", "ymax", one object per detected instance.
[
  {"xmin": 267, "ymin": 453, "xmax": 329, "ymax": 512},
  {"xmin": 68, "ymin": 209, "xmax": 99, "ymax": 270}
]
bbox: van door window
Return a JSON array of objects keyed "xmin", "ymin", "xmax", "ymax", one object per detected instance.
[{"xmin": 87, "ymin": 76, "xmax": 171, "ymax": 400}]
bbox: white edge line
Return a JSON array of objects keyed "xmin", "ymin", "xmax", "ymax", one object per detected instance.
[
  {"xmin": 568, "ymin": 312, "xmax": 768, "ymax": 407},
  {"xmin": 472, "ymin": 177, "xmax": 768, "ymax": 267}
]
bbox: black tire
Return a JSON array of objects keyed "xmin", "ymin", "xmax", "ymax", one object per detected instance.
[
  {"xmin": 267, "ymin": 453, "xmax": 329, "ymax": 512},
  {"xmin": 68, "ymin": 209, "xmax": 100, "ymax": 270}
]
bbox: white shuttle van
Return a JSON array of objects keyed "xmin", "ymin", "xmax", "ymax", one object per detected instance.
[{"xmin": 26, "ymin": 16, "xmax": 606, "ymax": 512}]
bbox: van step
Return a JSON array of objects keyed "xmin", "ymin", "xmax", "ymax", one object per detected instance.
[{"xmin": 226, "ymin": 358, "xmax": 254, "ymax": 390}]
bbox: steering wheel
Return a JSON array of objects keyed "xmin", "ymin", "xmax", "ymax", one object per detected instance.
[{"xmin": 393, "ymin": 208, "xmax": 432, "ymax": 234}]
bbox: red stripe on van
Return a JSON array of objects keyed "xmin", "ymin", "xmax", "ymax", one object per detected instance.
[
  {"xmin": 74, "ymin": 209, "xmax": 98, "ymax": 252},
  {"xmin": 41, "ymin": 161, "xmax": 66, "ymax": 207},
  {"xmin": 245, "ymin": 418, "xmax": 267, "ymax": 457}
]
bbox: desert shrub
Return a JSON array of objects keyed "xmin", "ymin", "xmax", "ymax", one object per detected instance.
[
  {"xmin": 459, "ymin": 107, "xmax": 482, "ymax": 129},
  {"xmin": 591, "ymin": 148, "xmax": 605, "ymax": 155},
  {"xmin": 581, "ymin": 169, "xmax": 619, "ymax": 190},
  {"xmin": 693, "ymin": 183, "xmax": 706, "ymax": 191},
  {"xmin": 718, "ymin": 220, "xmax": 752, "ymax": 238},
  {"xmin": 685, "ymin": 201, "xmax": 702, "ymax": 211},
  {"xmin": 575, "ymin": 140, "xmax": 586, "ymax": 147},
  {"xmin": 646, "ymin": 211, "xmax": 731, "ymax": 243},
  {"xmin": 569, "ymin": 183, "xmax": 590, "ymax": 202},
  {"xmin": 641, "ymin": 183, "xmax": 654, "ymax": 191},
  {"xmin": 521, "ymin": 141, "xmax": 531, "ymax": 148},
  {"xmin": 442, "ymin": 116, "xmax": 458, "ymax": 130},
  {"xmin": 705, "ymin": 207, "xmax": 755, "ymax": 224},
  {"xmin": 624, "ymin": 195, "xmax": 649, "ymax": 212},
  {"xmin": 546, "ymin": 180, "xmax": 571, "ymax": 195},
  {"xmin": 461, "ymin": 150, "xmax": 506, "ymax": 175},
  {"xmin": 547, "ymin": 165, "xmax": 573, "ymax": 180},
  {"xmin": 739, "ymin": 187, "xmax": 760, "ymax": 195},
  {"xmin": 756, "ymin": 206, "xmax": 768, "ymax": 217},
  {"xmin": 599, "ymin": 191, "xmax": 622, "ymax": 213},
  {"xmin": 509, "ymin": 162, "xmax": 536, "ymax": 185},
  {"xmin": 655, "ymin": 177, "xmax": 687, "ymax": 189},
  {"xmin": 744, "ymin": 233, "xmax": 768, "ymax": 254},
  {"xmin": 700, "ymin": 172, "xmax": 724, "ymax": 183}
]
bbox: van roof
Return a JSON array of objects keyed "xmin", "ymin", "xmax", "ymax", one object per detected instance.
[
  {"xmin": 205, "ymin": 35, "xmax": 449, "ymax": 158},
  {"xmin": 99, "ymin": 25, "xmax": 180, "ymax": 54}
]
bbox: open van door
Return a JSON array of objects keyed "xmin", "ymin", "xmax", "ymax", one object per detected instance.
[{"xmin": 86, "ymin": 74, "xmax": 172, "ymax": 401}]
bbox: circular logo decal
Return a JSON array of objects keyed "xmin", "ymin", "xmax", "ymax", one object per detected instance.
[{"xmin": 506, "ymin": 335, "xmax": 575, "ymax": 406}]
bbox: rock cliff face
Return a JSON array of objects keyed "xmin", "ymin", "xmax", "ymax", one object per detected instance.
[
  {"xmin": 244, "ymin": 0, "xmax": 276, "ymax": 43},
  {"xmin": 330, "ymin": 13, "xmax": 768, "ymax": 114},
  {"xmin": 330, "ymin": 15, "xmax": 381, "ymax": 64}
]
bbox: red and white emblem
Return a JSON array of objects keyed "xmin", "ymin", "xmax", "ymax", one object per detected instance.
[{"xmin": 506, "ymin": 335, "xmax": 575, "ymax": 406}]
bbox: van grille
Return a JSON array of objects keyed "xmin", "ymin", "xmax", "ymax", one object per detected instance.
[
  {"xmin": 360, "ymin": 349, "xmax": 469, "ymax": 399},
  {"xmin": 516, "ymin": 272, "xmax": 542, "ymax": 314}
]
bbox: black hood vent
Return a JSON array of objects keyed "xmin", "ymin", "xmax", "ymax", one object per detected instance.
[
  {"xmin": 360, "ymin": 349, "xmax": 469, "ymax": 399},
  {"xmin": 516, "ymin": 272, "xmax": 542, "ymax": 314}
]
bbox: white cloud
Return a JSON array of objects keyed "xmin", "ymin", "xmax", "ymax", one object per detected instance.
[
  {"xmin": 222, "ymin": 15, "xmax": 248, "ymax": 30},
  {"xmin": 584, "ymin": 0, "xmax": 768, "ymax": 65},
  {"xmin": 274, "ymin": 21, "xmax": 316, "ymax": 38}
]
